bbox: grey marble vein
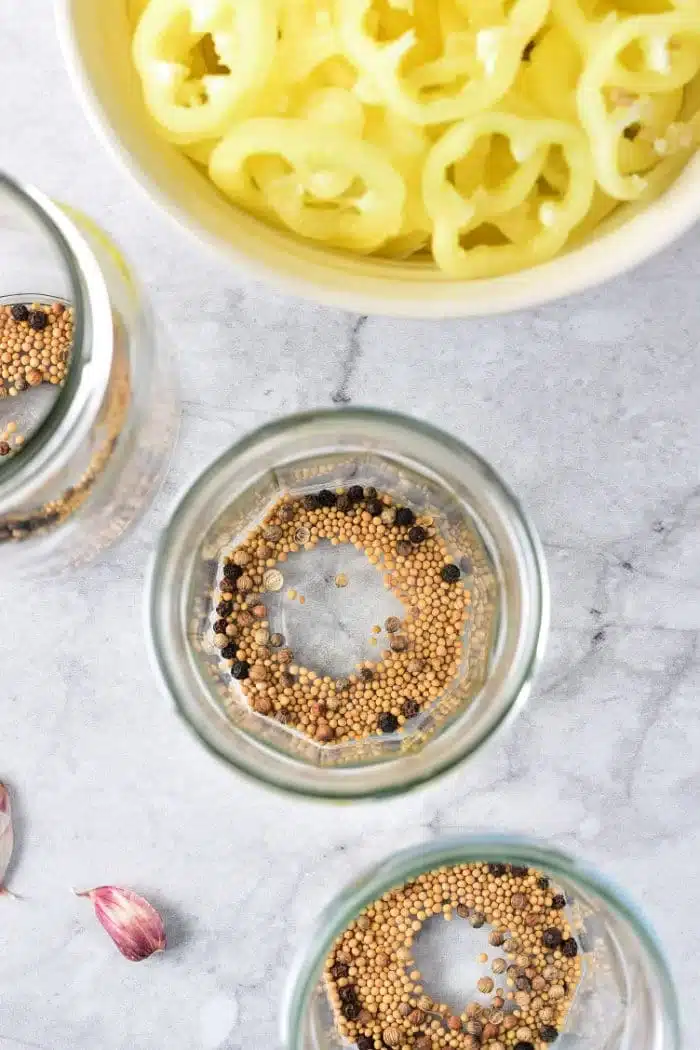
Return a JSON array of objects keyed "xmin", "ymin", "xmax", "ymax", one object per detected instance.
[{"xmin": 1, "ymin": 2, "xmax": 699, "ymax": 1047}]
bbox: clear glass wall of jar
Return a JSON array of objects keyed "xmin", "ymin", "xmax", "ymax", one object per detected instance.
[
  {"xmin": 282, "ymin": 836, "xmax": 681, "ymax": 1050},
  {"xmin": 0, "ymin": 174, "xmax": 178, "ymax": 578},
  {"xmin": 149, "ymin": 409, "xmax": 548, "ymax": 800}
]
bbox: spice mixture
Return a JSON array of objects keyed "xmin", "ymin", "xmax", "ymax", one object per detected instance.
[
  {"xmin": 0, "ymin": 300, "xmax": 73, "ymax": 462},
  {"xmin": 210, "ymin": 487, "xmax": 471, "ymax": 744},
  {"xmin": 0, "ymin": 301, "xmax": 72, "ymax": 399},
  {"xmin": 0, "ymin": 300, "xmax": 130, "ymax": 544},
  {"xmin": 325, "ymin": 862, "xmax": 582, "ymax": 1050}
]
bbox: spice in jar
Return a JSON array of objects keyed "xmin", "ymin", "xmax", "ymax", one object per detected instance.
[
  {"xmin": 208, "ymin": 486, "xmax": 475, "ymax": 746},
  {"xmin": 324, "ymin": 862, "xmax": 581, "ymax": 1050}
]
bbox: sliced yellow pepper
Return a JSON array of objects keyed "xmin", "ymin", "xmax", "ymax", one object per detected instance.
[
  {"xmin": 339, "ymin": 0, "xmax": 549, "ymax": 125},
  {"xmin": 133, "ymin": 0, "xmax": 278, "ymax": 142},
  {"xmin": 209, "ymin": 118, "xmax": 406, "ymax": 253},
  {"xmin": 423, "ymin": 112, "xmax": 595, "ymax": 276}
]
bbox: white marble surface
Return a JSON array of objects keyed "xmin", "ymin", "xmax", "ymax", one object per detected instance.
[{"xmin": 1, "ymin": 3, "xmax": 699, "ymax": 1048}]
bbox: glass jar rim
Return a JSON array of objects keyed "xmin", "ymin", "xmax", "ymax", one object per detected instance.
[
  {"xmin": 281, "ymin": 833, "xmax": 681, "ymax": 1050},
  {"xmin": 0, "ymin": 174, "xmax": 114, "ymax": 512},
  {"xmin": 148, "ymin": 407, "xmax": 549, "ymax": 800}
]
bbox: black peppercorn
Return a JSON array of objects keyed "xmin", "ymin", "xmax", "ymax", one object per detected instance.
[
  {"xmin": 514, "ymin": 1043, "xmax": 535, "ymax": 1050},
  {"xmin": 540, "ymin": 1026, "xmax": 559, "ymax": 1043},
  {"xmin": 10, "ymin": 303, "xmax": 29, "ymax": 322},
  {"xmin": 216, "ymin": 600, "xmax": 233, "ymax": 617},
  {"xmin": 341, "ymin": 1000, "xmax": 361, "ymax": 1021},
  {"xmin": 367, "ymin": 499, "xmax": 383, "ymax": 516},
  {"xmin": 515, "ymin": 976, "xmax": 531, "ymax": 991},
  {"xmin": 347, "ymin": 485, "xmax": 364, "ymax": 501},
  {"xmin": 364, "ymin": 486, "xmax": 378, "ymax": 499},
  {"xmin": 440, "ymin": 563, "xmax": 461, "ymax": 583},
  {"xmin": 231, "ymin": 661, "xmax": 250, "ymax": 680},
  {"xmin": 537, "ymin": 876, "xmax": 550, "ymax": 889},
  {"xmin": 303, "ymin": 494, "xmax": 319, "ymax": 511},
  {"xmin": 339, "ymin": 985, "xmax": 358, "ymax": 1003},
  {"xmin": 224, "ymin": 562, "xmax": 243, "ymax": 581},
  {"xmin": 318, "ymin": 489, "xmax": 336, "ymax": 507},
  {"xmin": 360, "ymin": 667, "xmax": 374, "ymax": 681},
  {"xmin": 330, "ymin": 962, "xmax": 349, "ymax": 979},
  {"xmin": 27, "ymin": 309, "xmax": 48, "ymax": 331},
  {"xmin": 561, "ymin": 937, "xmax": 578, "ymax": 957},
  {"xmin": 378, "ymin": 712, "xmax": 399, "ymax": 733},
  {"xmin": 357, "ymin": 1037, "xmax": 373, "ymax": 1050},
  {"xmin": 488, "ymin": 863, "xmax": 507, "ymax": 877},
  {"xmin": 213, "ymin": 619, "xmax": 228, "ymax": 635},
  {"xmin": 401, "ymin": 698, "xmax": 420, "ymax": 718},
  {"xmin": 395, "ymin": 507, "xmax": 415, "ymax": 526},
  {"xmin": 408, "ymin": 525, "xmax": 426, "ymax": 544},
  {"xmin": 221, "ymin": 644, "xmax": 237, "ymax": 660},
  {"xmin": 337, "ymin": 494, "xmax": 350, "ymax": 512},
  {"xmin": 542, "ymin": 927, "xmax": 562, "ymax": 948},
  {"xmin": 551, "ymin": 894, "xmax": 566, "ymax": 909},
  {"xmin": 396, "ymin": 540, "xmax": 412, "ymax": 557},
  {"xmin": 510, "ymin": 865, "xmax": 529, "ymax": 877}
]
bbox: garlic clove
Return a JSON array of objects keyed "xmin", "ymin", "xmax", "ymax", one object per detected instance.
[
  {"xmin": 0, "ymin": 783, "xmax": 14, "ymax": 893},
  {"xmin": 76, "ymin": 886, "xmax": 166, "ymax": 962}
]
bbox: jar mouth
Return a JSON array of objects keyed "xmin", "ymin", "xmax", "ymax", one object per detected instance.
[
  {"xmin": 281, "ymin": 834, "xmax": 681, "ymax": 1050},
  {"xmin": 0, "ymin": 174, "xmax": 113, "ymax": 512},
  {"xmin": 148, "ymin": 408, "xmax": 549, "ymax": 800}
]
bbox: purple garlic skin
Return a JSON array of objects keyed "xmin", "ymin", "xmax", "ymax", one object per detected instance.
[
  {"xmin": 77, "ymin": 886, "xmax": 166, "ymax": 962},
  {"xmin": 0, "ymin": 783, "xmax": 14, "ymax": 892}
]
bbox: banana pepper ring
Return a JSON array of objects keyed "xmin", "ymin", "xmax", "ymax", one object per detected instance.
[
  {"xmin": 338, "ymin": 0, "xmax": 549, "ymax": 125},
  {"xmin": 133, "ymin": 0, "xmax": 278, "ymax": 142},
  {"xmin": 423, "ymin": 113, "xmax": 595, "ymax": 277},
  {"xmin": 554, "ymin": 2, "xmax": 700, "ymax": 93},
  {"xmin": 577, "ymin": 12, "xmax": 700, "ymax": 198},
  {"xmin": 209, "ymin": 118, "xmax": 406, "ymax": 253}
]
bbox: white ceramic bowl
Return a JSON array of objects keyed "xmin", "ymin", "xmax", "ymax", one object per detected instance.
[{"xmin": 57, "ymin": 0, "xmax": 700, "ymax": 317}]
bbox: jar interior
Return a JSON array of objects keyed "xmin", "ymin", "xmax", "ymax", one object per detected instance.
[
  {"xmin": 186, "ymin": 447, "xmax": 500, "ymax": 769},
  {"xmin": 296, "ymin": 858, "xmax": 671, "ymax": 1050}
]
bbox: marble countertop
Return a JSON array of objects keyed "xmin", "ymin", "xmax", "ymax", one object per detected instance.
[{"xmin": 2, "ymin": 3, "xmax": 699, "ymax": 1048}]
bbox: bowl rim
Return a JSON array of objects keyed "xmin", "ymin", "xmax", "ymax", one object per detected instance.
[{"xmin": 55, "ymin": 0, "xmax": 700, "ymax": 317}]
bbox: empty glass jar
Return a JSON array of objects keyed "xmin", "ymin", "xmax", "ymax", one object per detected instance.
[
  {"xmin": 0, "ymin": 173, "xmax": 178, "ymax": 577},
  {"xmin": 149, "ymin": 408, "xmax": 548, "ymax": 799},
  {"xmin": 282, "ymin": 836, "xmax": 680, "ymax": 1050}
]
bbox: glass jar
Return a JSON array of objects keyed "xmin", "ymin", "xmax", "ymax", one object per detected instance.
[
  {"xmin": 148, "ymin": 408, "xmax": 548, "ymax": 799},
  {"xmin": 282, "ymin": 835, "xmax": 680, "ymax": 1050},
  {"xmin": 0, "ymin": 173, "xmax": 178, "ymax": 577}
]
